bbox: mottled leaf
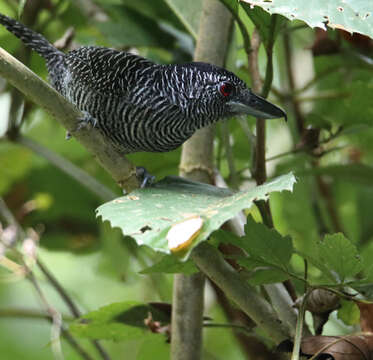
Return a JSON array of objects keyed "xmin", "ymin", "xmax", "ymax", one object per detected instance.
[
  {"xmin": 241, "ymin": 0, "xmax": 373, "ymax": 38},
  {"xmin": 97, "ymin": 173, "xmax": 296, "ymax": 259}
]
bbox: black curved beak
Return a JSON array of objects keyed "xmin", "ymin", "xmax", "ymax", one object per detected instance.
[{"xmin": 227, "ymin": 89, "xmax": 287, "ymax": 121}]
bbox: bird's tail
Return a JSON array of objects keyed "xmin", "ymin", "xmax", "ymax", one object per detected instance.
[{"xmin": 0, "ymin": 13, "xmax": 64, "ymax": 69}]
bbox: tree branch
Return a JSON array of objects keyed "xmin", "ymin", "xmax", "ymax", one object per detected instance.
[
  {"xmin": 192, "ymin": 242, "xmax": 291, "ymax": 343},
  {"xmin": 0, "ymin": 47, "xmax": 139, "ymax": 192}
]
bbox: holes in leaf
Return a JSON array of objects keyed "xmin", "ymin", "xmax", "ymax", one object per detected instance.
[{"xmin": 140, "ymin": 225, "xmax": 152, "ymax": 233}]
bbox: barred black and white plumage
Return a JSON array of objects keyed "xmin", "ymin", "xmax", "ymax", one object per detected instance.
[{"xmin": 0, "ymin": 13, "xmax": 286, "ymax": 154}]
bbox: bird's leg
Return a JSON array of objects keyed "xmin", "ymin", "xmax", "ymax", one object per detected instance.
[
  {"xmin": 66, "ymin": 111, "xmax": 98, "ymax": 139},
  {"xmin": 136, "ymin": 166, "xmax": 156, "ymax": 188}
]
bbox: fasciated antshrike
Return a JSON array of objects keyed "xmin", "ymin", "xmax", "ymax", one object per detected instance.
[{"xmin": 0, "ymin": 13, "xmax": 285, "ymax": 156}]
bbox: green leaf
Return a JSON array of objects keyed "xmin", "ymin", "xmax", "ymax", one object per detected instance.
[
  {"xmin": 318, "ymin": 233, "xmax": 363, "ymax": 283},
  {"xmin": 220, "ymin": 0, "xmax": 239, "ymax": 15},
  {"xmin": 140, "ymin": 255, "xmax": 198, "ymax": 275},
  {"xmin": 97, "ymin": 7, "xmax": 174, "ymax": 48},
  {"xmin": 337, "ymin": 299, "xmax": 360, "ymax": 326},
  {"xmin": 242, "ymin": 216, "xmax": 293, "ymax": 268},
  {"xmin": 242, "ymin": 0, "xmax": 373, "ymax": 38},
  {"xmin": 295, "ymin": 250, "xmax": 337, "ymax": 284},
  {"xmin": 97, "ymin": 173, "xmax": 296, "ymax": 259},
  {"xmin": 95, "ymin": 0, "xmax": 184, "ymax": 31},
  {"xmin": 17, "ymin": 0, "xmax": 27, "ymax": 19},
  {"xmin": 240, "ymin": 3, "xmax": 285, "ymax": 46},
  {"xmin": 69, "ymin": 302, "xmax": 170, "ymax": 341},
  {"xmin": 163, "ymin": 0, "xmax": 203, "ymax": 39},
  {"xmin": 216, "ymin": 216, "xmax": 295, "ymax": 285},
  {"xmin": 352, "ymin": 283, "xmax": 373, "ymax": 300},
  {"xmin": 245, "ymin": 267, "xmax": 290, "ymax": 285}
]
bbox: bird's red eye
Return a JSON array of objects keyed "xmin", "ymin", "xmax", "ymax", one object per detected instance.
[{"xmin": 219, "ymin": 82, "xmax": 233, "ymax": 97}]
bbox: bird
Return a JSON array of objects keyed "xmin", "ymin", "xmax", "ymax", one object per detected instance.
[{"xmin": 0, "ymin": 13, "xmax": 286, "ymax": 185}]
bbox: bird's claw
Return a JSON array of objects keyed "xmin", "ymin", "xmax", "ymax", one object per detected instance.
[
  {"xmin": 136, "ymin": 167, "xmax": 155, "ymax": 188},
  {"xmin": 65, "ymin": 111, "xmax": 98, "ymax": 140},
  {"xmin": 76, "ymin": 111, "xmax": 98, "ymax": 130}
]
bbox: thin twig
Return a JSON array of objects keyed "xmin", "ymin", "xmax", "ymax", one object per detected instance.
[
  {"xmin": 0, "ymin": 197, "xmax": 111, "ymax": 360},
  {"xmin": 283, "ymin": 26, "xmax": 304, "ymax": 136},
  {"xmin": 0, "ymin": 308, "xmax": 73, "ymax": 321},
  {"xmin": 261, "ymin": 15, "xmax": 278, "ymax": 98},
  {"xmin": 248, "ymin": 24, "xmax": 274, "ymax": 228},
  {"xmin": 290, "ymin": 289, "xmax": 311, "ymax": 360},
  {"xmin": 36, "ymin": 259, "xmax": 81, "ymax": 318},
  {"xmin": 17, "ymin": 136, "xmax": 116, "ymax": 202},
  {"xmin": 27, "ymin": 270, "xmax": 64, "ymax": 360}
]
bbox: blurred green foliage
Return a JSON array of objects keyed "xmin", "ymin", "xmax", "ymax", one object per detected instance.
[{"xmin": 1, "ymin": 0, "xmax": 373, "ymax": 359}]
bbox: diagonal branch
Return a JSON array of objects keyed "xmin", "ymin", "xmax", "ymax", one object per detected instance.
[{"xmin": 0, "ymin": 47, "xmax": 139, "ymax": 192}]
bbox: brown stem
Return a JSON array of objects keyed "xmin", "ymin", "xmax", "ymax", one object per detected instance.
[
  {"xmin": 314, "ymin": 161, "xmax": 344, "ymax": 234},
  {"xmin": 283, "ymin": 28, "xmax": 304, "ymax": 136}
]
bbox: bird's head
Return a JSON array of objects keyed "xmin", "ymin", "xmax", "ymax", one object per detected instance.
[{"xmin": 177, "ymin": 62, "xmax": 286, "ymax": 121}]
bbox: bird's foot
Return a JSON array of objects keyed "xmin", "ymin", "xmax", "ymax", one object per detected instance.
[
  {"xmin": 136, "ymin": 167, "xmax": 156, "ymax": 188},
  {"xmin": 66, "ymin": 111, "xmax": 98, "ymax": 140},
  {"xmin": 76, "ymin": 111, "xmax": 98, "ymax": 131}
]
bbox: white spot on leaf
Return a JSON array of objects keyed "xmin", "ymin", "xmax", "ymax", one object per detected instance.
[{"xmin": 167, "ymin": 216, "xmax": 203, "ymax": 253}]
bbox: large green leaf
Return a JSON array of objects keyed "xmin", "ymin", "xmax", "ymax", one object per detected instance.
[
  {"xmin": 97, "ymin": 173, "xmax": 296, "ymax": 258},
  {"xmin": 164, "ymin": 0, "xmax": 203, "ymax": 38},
  {"xmin": 96, "ymin": 7, "xmax": 175, "ymax": 48},
  {"xmin": 241, "ymin": 0, "xmax": 373, "ymax": 38}
]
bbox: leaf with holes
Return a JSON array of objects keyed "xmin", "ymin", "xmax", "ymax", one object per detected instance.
[
  {"xmin": 241, "ymin": 0, "xmax": 373, "ymax": 38},
  {"xmin": 97, "ymin": 173, "xmax": 296, "ymax": 259}
]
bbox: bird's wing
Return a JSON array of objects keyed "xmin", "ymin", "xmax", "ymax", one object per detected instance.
[{"xmin": 64, "ymin": 46, "xmax": 156, "ymax": 97}]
